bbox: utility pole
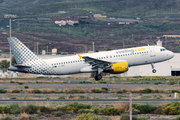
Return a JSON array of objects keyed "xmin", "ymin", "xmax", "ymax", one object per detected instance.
[
  {"xmin": 37, "ymin": 42, "xmax": 38, "ymax": 55},
  {"xmin": 92, "ymin": 42, "xmax": 94, "ymax": 52},
  {"xmin": 47, "ymin": 46, "xmax": 48, "ymax": 55},
  {"xmin": 4, "ymin": 14, "xmax": 17, "ymax": 67}
]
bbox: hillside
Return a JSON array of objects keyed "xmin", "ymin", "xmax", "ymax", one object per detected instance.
[
  {"xmin": 1, "ymin": 0, "xmax": 180, "ymax": 53},
  {"xmin": 0, "ymin": 0, "xmax": 179, "ymax": 17}
]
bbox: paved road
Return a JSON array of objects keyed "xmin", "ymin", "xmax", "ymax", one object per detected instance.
[{"xmin": 0, "ymin": 99, "xmax": 179, "ymax": 105}]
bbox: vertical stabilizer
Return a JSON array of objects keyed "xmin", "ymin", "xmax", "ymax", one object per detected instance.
[{"xmin": 7, "ymin": 37, "xmax": 40, "ymax": 64}]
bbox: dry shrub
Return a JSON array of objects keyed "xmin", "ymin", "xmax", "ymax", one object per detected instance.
[
  {"xmin": 40, "ymin": 88, "xmax": 48, "ymax": 93},
  {"xmin": 37, "ymin": 80, "xmax": 42, "ymax": 83},
  {"xmin": 20, "ymin": 112, "xmax": 29, "ymax": 119},
  {"xmin": 7, "ymin": 89, "xmax": 20, "ymax": 93},
  {"xmin": 113, "ymin": 102, "xmax": 128, "ymax": 113},
  {"xmin": 85, "ymin": 88, "xmax": 89, "ymax": 93},
  {"xmin": 54, "ymin": 80, "xmax": 61, "ymax": 83},
  {"xmin": 58, "ymin": 89, "xmax": 64, "ymax": 93},
  {"xmin": 19, "ymin": 112, "xmax": 37, "ymax": 120},
  {"xmin": 48, "ymin": 88, "xmax": 56, "ymax": 93},
  {"xmin": 60, "ymin": 81, "xmax": 66, "ymax": 83},
  {"xmin": 45, "ymin": 81, "xmax": 52, "ymax": 84},
  {"xmin": 26, "ymin": 88, "xmax": 34, "ymax": 93},
  {"xmin": 7, "ymin": 89, "xmax": 13, "ymax": 93},
  {"xmin": 90, "ymin": 88, "xmax": 95, "ymax": 93},
  {"xmin": 63, "ymin": 88, "xmax": 69, "ymax": 93},
  {"xmin": 122, "ymin": 88, "xmax": 129, "ymax": 93}
]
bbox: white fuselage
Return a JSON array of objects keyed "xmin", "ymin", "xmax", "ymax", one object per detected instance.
[{"xmin": 44, "ymin": 46, "xmax": 174, "ymax": 75}]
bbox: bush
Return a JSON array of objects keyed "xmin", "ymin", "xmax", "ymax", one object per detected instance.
[
  {"xmin": 90, "ymin": 88, "xmax": 95, "ymax": 93},
  {"xmin": 24, "ymin": 86, "xmax": 29, "ymax": 89},
  {"xmin": 172, "ymin": 90, "xmax": 180, "ymax": 93},
  {"xmin": 133, "ymin": 103, "xmax": 157, "ymax": 114},
  {"xmin": 95, "ymin": 88, "xmax": 102, "ymax": 93},
  {"xmin": 23, "ymin": 104, "xmax": 38, "ymax": 114},
  {"xmin": 10, "ymin": 81, "xmax": 14, "ymax": 83},
  {"xmin": 18, "ymin": 82, "xmax": 23, "ymax": 85},
  {"xmin": 99, "ymin": 81, "xmax": 107, "ymax": 84},
  {"xmin": 120, "ymin": 114, "xmax": 137, "ymax": 120},
  {"xmin": 70, "ymin": 88, "xmax": 84, "ymax": 93},
  {"xmin": 91, "ymin": 106, "xmax": 103, "ymax": 113},
  {"xmin": 19, "ymin": 115, "xmax": 37, "ymax": 120},
  {"xmin": 72, "ymin": 113, "xmax": 103, "ymax": 120},
  {"xmin": 146, "ymin": 88, "xmax": 152, "ymax": 93},
  {"xmin": 67, "ymin": 102, "xmax": 91, "ymax": 113},
  {"xmin": 162, "ymin": 102, "xmax": 180, "ymax": 115},
  {"xmin": 9, "ymin": 104, "xmax": 22, "ymax": 114},
  {"xmin": 104, "ymin": 107, "xmax": 120, "ymax": 115},
  {"xmin": 11, "ymin": 89, "xmax": 20, "ymax": 93},
  {"xmin": 168, "ymin": 81, "xmax": 176, "ymax": 85},
  {"xmin": 54, "ymin": 111, "xmax": 65, "ymax": 117},
  {"xmin": 102, "ymin": 87, "xmax": 108, "ymax": 91},
  {"xmin": 77, "ymin": 109, "xmax": 94, "ymax": 114},
  {"xmin": 58, "ymin": 97, "xmax": 65, "ymax": 99},
  {"xmin": 0, "ymin": 89, "xmax": 7, "ymax": 93},
  {"xmin": 79, "ymin": 81, "xmax": 92, "ymax": 84},
  {"xmin": 33, "ymin": 89, "xmax": 41, "ymax": 93},
  {"xmin": 40, "ymin": 106, "xmax": 52, "ymax": 114},
  {"xmin": 0, "ymin": 105, "xmax": 10, "ymax": 113},
  {"xmin": 1, "ymin": 116, "xmax": 12, "ymax": 120},
  {"xmin": 56, "ymin": 105, "xmax": 68, "ymax": 113}
]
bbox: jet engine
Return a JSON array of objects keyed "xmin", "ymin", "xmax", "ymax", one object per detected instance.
[{"xmin": 103, "ymin": 61, "xmax": 128, "ymax": 74}]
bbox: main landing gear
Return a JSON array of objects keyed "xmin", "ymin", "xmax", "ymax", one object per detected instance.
[
  {"xmin": 94, "ymin": 68, "xmax": 103, "ymax": 81},
  {"xmin": 151, "ymin": 63, "xmax": 156, "ymax": 73},
  {"xmin": 95, "ymin": 74, "xmax": 102, "ymax": 81}
]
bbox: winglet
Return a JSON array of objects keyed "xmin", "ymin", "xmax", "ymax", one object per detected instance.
[{"xmin": 78, "ymin": 55, "xmax": 83, "ymax": 59}]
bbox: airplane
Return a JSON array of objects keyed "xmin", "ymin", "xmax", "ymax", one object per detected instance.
[{"xmin": 8, "ymin": 37, "xmax": 174, "ymax": 81}]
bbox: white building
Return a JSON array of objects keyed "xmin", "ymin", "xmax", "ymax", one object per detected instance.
[{"xmin": 121, "ymin": 53, "xmax": 180, "ymax": 76}]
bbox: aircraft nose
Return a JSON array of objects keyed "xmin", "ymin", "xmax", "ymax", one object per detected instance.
[{"xmin": 169, "ymin": 51, "xmax": 174, "ymax": 59}]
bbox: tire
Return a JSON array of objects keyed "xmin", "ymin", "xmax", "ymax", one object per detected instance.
[
  {"xmin": 152, "ymin": 69, "xmax": 156, "ymax": 73},
  {"xmin": 95, "ymin": 74, "xmax": 102, "ymax": 81}
]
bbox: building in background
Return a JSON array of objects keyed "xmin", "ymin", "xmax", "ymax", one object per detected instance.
[{"xmin": 52, "ymin": 48, "xmax": 57, "ymax": 55}]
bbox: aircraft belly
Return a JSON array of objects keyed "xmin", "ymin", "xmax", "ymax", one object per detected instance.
[{"xmin": 55, "ymin": 63, "xmax": 87, "ymax": 75}]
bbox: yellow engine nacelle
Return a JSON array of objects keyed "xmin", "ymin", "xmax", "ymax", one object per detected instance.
[{"xmin": 103, "ymin": 62, "xmax": 128, "ymax": 74}]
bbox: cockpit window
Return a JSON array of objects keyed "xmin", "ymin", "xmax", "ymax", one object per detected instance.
[{"xmin": 160, "ymin": 48, "xmax": 166, "ymax": 51}]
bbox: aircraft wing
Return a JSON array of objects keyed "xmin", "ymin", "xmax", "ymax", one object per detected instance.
[
  {"xmin": 78, "ymin": 55, "xmax": 111, "ymax": 69},
  {"xmin": 14, "ymin": 64, "xmax": 31, "ymax": 68}
]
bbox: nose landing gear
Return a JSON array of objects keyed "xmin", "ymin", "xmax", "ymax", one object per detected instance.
[
  {"xmin": 94, "ymin": 68, "xmax": 103, "ymax": 81},
  {"xmin": 151, "ymin": 63, "xmax": 156, "ymax": 73}
]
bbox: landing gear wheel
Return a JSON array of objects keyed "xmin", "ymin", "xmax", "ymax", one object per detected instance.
[
  {"xmin": 95, "ymin": 74, "xmax": 102, "ymax": 81},
  {"xmin": 152, "ymin": 69, "xmax": 156, "ymax": 73}
]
